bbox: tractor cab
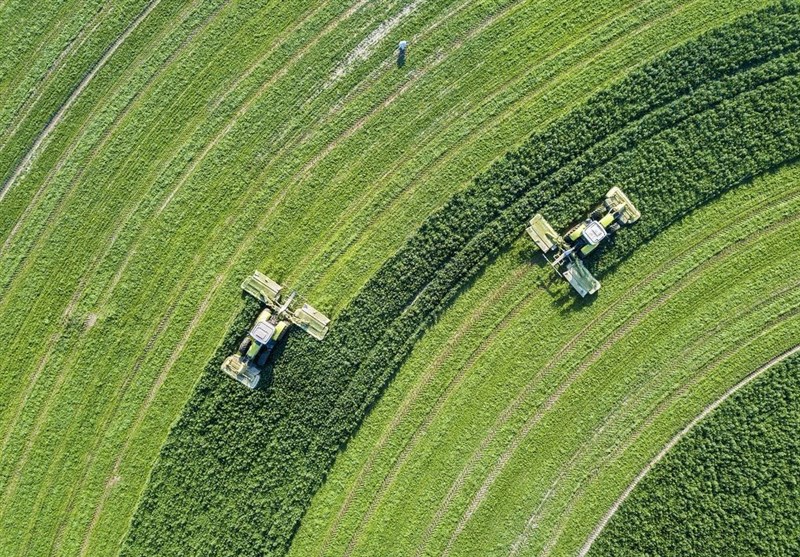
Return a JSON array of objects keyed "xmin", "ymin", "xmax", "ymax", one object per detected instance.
[
  {"xmin": 221, "ymin": 272, "xmax": 330, "ymax": 389},
  {"xmin": 526, "ymin": 187, "xmax": 640, "ymax": 297}
]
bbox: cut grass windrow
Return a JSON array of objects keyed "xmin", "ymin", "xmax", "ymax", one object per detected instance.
[{"xmin": 126, "ymin": 7, "xmax": 800, "ymax": 556}]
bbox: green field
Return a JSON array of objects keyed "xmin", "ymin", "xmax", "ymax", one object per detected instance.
[
  {"xmin": 591, "ymin": 352, "xmax": 800, "ymax": 556},
  {"xmin": 1, "ymin": 0, "xmax": 798, "ymax": 556},
  {"xmin": 287, "ymin": 164, "xmax": 800, "ymax": 557}
]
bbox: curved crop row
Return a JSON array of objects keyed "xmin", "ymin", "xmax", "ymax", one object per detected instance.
[
  {"xmin": 124, "ymin": 5, "xmax": 800, "ymax": 556},
  {"xmin": 4, "ymin": 1, "xmax": 759, "ymax": 555},
  {"xmin": 293, "ymin": 164, "xmax": 800, "ymax": 557},
  {"xmin": 589, "ymin": 352, "xmax": 800, "ymax": 556}
]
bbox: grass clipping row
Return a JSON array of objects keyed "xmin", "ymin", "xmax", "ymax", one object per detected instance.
[{"xmin": 123, "ymin": 4, "xmax": 800, "ymax": 556}]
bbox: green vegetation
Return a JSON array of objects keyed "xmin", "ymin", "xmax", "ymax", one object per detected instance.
[
  {"xmin": 291, "ymin": 164, "xmax": 800, "ymax": 557},
  {"xmin": 590, "ymin": 353, "xmax": 800, "ymax": 557},
  {"xmin": 124, "ymin": 5, "xmax": 800, "ymax": 556},
  {"xmin": 1, "ymin": 1, "xmax": 797, "ymax": 556}
]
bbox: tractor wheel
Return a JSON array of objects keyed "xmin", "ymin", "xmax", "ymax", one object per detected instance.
[
  {"xmin": 608, "ymin": 222, "xmax": 621, "ymax": 233},
  {"xmin": 590, "ymin": 207, "xmax": 604, "ymax": 221},
  {"xmin": 256, "ymin": 347, "xmax": 271, "ymax": 367},
  {"xmin": 238, "ymin": 337, "xmax": 252, "ymax": 355}
]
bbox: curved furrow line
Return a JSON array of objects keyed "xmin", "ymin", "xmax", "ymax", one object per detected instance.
[
  {"xmin": 343, "ymin": 285, "xmax": 545, "ymax": 557},
  {"xmin": 0, "ymin": 0, "xmax": 334, "ymax": 436},
  {"xmin": 414, "ymin": 195, "xmax": 800, "ymax": 556},
  {"xmin": 319, "ymin": 263, "xmax": 535, "ymax": 555},
  {"xmin": 0, "ymin": 0, "xmax": 82, "ymax": 106},
  {"xmin": 434, "ymin": 210, "xmax": 800, "ymax": 557},
  {"xmin": 0, "ymin": 0, "xmax": 323, "ymax": 292},
  {"xmin": 23, "ymin": 176, "xmax": 271, "ymax": 542},
  {"xmin": 31, "ymin": 0, "xmax": 394, "ymax": 346},
  {"xmin": 98, "ymin": 0, "xmax": 540, "ymax": 411},
  {"xmin": 305, "ymin": 0, "xmax": 700, "ymax": 287},
  {"xmin": 0, "ymin": 286, "xmax": 184, "ymax": 526},
  {"xmin": 508, "ymin": 273, "xmax": 800, "ymax": 556},
  {"xmin": 0, "ymin": 0, "xmax": 226, "ymax": 452},
  {"xmin": 0, "ymin": 0, "xmax": 161, "ymax": 203},
  {"xmin": 155, "ymin": 0, "xmax": 376, "ymax": 215},
  {"xmin": 0, "ymin": 2, "xmax": 76, "ymax": 122},
  {"xmin": 152, "ymin": 0, "xmax": 516, "ymax": 268},
  {"xmin": 76, "ymin": 279, "xmax": 228, "ymax": 557},
  {"xmin": 540, "ymin": 301, "xmax": 800, "ymax": 557},
  {"xmin": 289, "ymin": 0, "xmax": 650, "ymax": 283},
  {"xmin": 207, "ymin": 0, "xmax": 369, "ymax": 114},
  {"xmin": 577, "ymin": 342, "xmax": 800, "ymax": 557},
  {"xmin": 0, "ymin": 2, "xmax": 111, "ymax": 152},
  {"xmin": 0, "ymin": 0, "xmax": 215, "ymax": 276}
]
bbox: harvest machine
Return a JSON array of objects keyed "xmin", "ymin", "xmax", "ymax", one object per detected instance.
[
  {"xmin": 221, "ymin": 271, "xmax": 330, "ymax": 388},
  {"xmin": 526, "ymin": 187, "xmax": 640, "ymax": 297}
]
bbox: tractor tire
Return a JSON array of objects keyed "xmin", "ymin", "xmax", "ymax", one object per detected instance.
[
  {"xmin": 256, "ymin": 348, "xmax": 270, "ymax": 368},
  {"xmin": 238, "ymin": 337, "xmax": 252, "ymax": 355},
  {"xmin": 608, "ymin": 222, "xmax": 621, "ymax": 233},
  {"xmin": 590, "ymin": 207, "xmax": 604, "ymax": 221}
]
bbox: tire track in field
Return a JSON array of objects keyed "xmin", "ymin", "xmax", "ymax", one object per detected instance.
[
  {"xmin": 577, "ymin": 342, "xmax": 800, "ymax": 557},
  {"xmin": 303, "ymin": 0, "xmax": 697, "ymax": 289},
  {"xmin": 342, "ymin": 284, "xmax": 546, "ymax": 557},
  {"xmin": 76, "ymin": 276, "xmax": 227, "ymax": 557},
  {"xmin": 155, "ymin": 0, "xmax": 374, "ymax": 214},
  {"xmin": 153, "ymin": 0, "xmax": 475, "ymax": 248},
  {"xmin": 0, "ymin": 0, "xmax": 82, "ymax": 120},
  {"xmin": 0, "ymin": 0, "xmax": 212, "ymax": 268},
  {"xmin": 1, "ymin": 3, "xmax": 423, "ymax": 528},
  {"xmin": 509, "ymin": 272, "xmax": 800, "ymax": 557},
  {"xmin": 436, "ymin": 210, "xmax": 800, "ymax": 557},
  {"xmin": 0, "ymin": 0, "xmax": 161, "ymax": 203},
  {"xmin": 0, "ymin": 0, "xmax": 223, "ymax": 469},
  {"xmin": 416, "ymin": 192, "xmax": 800, "ymax": 557},
  {"xmin": 0, "ymin": 277, "xmax": 186, "ymax": 532},
  {"xmin": 318, "ymin": 263, "xmax": 534, "ymax": 555},
  {"xmin": 0, "ymin": 3, "xmax": 111, "ymax": 152},
  {"xmin": 288, "ymin": 0, "xmax": 645, "ymax": 281},
  {"xmin": 541, "ymin": 303, "xmax": 800, "ymax": 557},
  {"xmin": 231, "ymin": 0, "xmax": 514, "ymax": 283}
]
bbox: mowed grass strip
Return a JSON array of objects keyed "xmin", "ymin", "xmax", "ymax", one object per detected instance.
[
  {"xmin": 292, "ymin": 163, "xmax": 800, "ymax": 557},
  {"xmin": 0, "ymin": 1, "xmax": 780, "ymax": 555},
  {"xmin": 128, "ymin": 6, "xmax": 800, "ymax": 556}
]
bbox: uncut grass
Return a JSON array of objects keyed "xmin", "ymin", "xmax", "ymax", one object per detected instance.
[
  {"xmin": 308, "ymin": 70, "xmax": 800, "ymax": 552},
  {"xmin": 291, "ymin": 167, "xmax": 800, "ymax": 556},
  {"xmin": 0, "ymin": 0, "xmax": 774, "ymax": 554},
  {"xmin": 128, "ymin": 12, "xmax": 800, "ymax": 555},
  {"xmin": 449, "ymin": 221, "xmax": 800, "ymax": 557},
  {"xmin": 547, "ymin": 290, "xmax": 800, "ymax": 557},
  {"xmin": 340, "ymin": 204, "xmax": 800, "ymax": 556},
  {"xmin": 349, "ymin": 219, "xmax": 800, "ymax": 557}
]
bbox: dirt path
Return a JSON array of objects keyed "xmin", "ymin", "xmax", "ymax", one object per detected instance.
[{"xmin": 577, "ymin": 343, "xmax": 800, "ymax": 557}]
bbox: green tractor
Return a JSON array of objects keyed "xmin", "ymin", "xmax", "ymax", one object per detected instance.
[
  {"xmin": 526, "ymin": 187, "xmax": 640, "ymax": 297},
  {"xmin": 221, "ymin": 271, "xmax": 330, "ymax": 389}
]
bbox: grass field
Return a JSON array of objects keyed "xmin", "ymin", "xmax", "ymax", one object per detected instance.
[
  {"xmin": 0, "ymin": 0, "xmax": 795, "ymax": 556},
  {"xmin": 287, "ymin": 163, "xmax": 800, "ymax": 557},
  {"xmin": 590, "ymin": 352, "xmax": 800, "ymax": 556}
]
